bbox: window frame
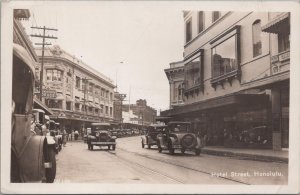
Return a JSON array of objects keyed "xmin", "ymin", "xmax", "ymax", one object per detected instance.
[
  {"xmin": 252, "ymin": 19, "xmax": 262, "ymax": 58},
  {"xmin": 198, "ymin": 11, "xmax": 205, "ymax": 33},
  {"xmin": 212, "ymin": 11, "xmax": 220, "ymax": 23},
  {"xmin": 185, "ymin": 18, "xmax": 192, "ymax": 43}
]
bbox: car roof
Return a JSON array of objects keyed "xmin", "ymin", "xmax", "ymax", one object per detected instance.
[
  {"xmin": 32, "ymin": 109, "xmax": 45, "ymax": 113},
  {"xmin": 91, "ymin": 122, "xmax": 111, "ymax": 126}
]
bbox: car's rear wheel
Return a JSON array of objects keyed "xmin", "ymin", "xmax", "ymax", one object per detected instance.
[{"xmin": 195, "ymin": 148, "xmax": 201, "ymax": 156}]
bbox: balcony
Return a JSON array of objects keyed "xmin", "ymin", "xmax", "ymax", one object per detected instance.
[
  {"xmin": 211, "ymin": 69, "xmax": 241, "ymax": 90},
  {"xmin": 271, "ymin": 50, "xmax": 290, "ymax": 75},
  {"xmin": 183, "ymin": 77, "xmax": 204, "ymax": 97}
]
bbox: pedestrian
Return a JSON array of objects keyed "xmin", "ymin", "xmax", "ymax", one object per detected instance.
[
  {"xmin": 71, "ymin": 130, "xmax": 74, "ymax": 141},
  {"xmin": 63, "ymin": 129, "xmax": 67, "ymax": 146},
  {"xmin": 74, "ymin": 130, "xmax": 79, "ymax": 140}
]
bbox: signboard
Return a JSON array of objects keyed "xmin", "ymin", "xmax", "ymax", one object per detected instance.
[
  {"xmin": 42, "ymin": 90, "xmax": 57, "ymax": 98},
  {"xmin": 271, "ymin": 51, "xmax": 290, "ymax": 64}
]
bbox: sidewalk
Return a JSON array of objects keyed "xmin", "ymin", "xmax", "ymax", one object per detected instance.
[{"xmin": 202, "ymin": 146, "xmax": 288, "ymax": 163}]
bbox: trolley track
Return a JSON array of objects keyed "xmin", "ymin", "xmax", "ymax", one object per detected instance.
[{"xmin": 107, "ymin": 148, "xmax": 251, "ymax": 185}]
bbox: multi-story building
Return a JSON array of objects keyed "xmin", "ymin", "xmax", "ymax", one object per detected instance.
[
  {"xmin": 122, "ymin": 99, "xmax": 157, "ymax": 126},
  {"xmin": 34, "ymin": 45, "xmax": 115, "ymax": 131},
  {"xmin": 113, "ymin": 91, "xmax": 126, "ymax": 124},
  {"xmin": 164, "ymin": 61, "xmax": 185, "ymax": 109},
  {"xmin": 162, "ymin": 11, "xmax": 290, "ymax": 150}
]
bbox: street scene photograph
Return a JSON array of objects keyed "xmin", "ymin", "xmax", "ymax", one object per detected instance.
[{"xmin": 2, "ymin": 1, "xmax": 300, "ymax": 194}]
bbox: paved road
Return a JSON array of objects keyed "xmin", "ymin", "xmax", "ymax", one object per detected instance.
[{"xmin": 55, "ymin": 136, "xmax": 288, "ymax": 184}]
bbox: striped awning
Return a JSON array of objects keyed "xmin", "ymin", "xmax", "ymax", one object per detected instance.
[{"xmin": 262, "ymin": 12, "xmax": 290, "ymax": 34}]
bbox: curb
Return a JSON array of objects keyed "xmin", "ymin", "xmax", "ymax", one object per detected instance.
[{"xmin": 201, "ymin": 148, "xmax": 288, "ymax": 163}]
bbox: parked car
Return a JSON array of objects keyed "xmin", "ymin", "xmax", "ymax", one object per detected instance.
[
  {"xmin": 157, "ymin": 121, "xmax": 202, "ymax": 155},
  {"xmin": 32, "ymin": 109, "xmax": 57, "ymax": 182},
  {"xmin": 87, "ymin": 123, "xmax": 117, "ymax": 150},
  {"xmin": 11, "ymin": 44, "xmax": 55, "ymax": 182},
  {"xmin": 141, "ymin": 124, "xmax": 166, "ymax": 149}
]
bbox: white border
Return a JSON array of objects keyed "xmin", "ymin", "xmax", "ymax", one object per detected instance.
[{"xmin": 1, "ymin": 1, "xmax": 300, "ymax": 194}]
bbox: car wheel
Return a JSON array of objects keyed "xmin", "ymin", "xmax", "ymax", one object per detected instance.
[
  {"xmin": 169, "ymin": 148, "xmax": 174, "ymax": 155},
  {"xmin": 181, "ymin": 148, "xmax": 185, "ymax": 154},
  {"xmin": 108, "ymin": 145, "xmax": 111, "ymax": 150},
  {"xmin": 112, "ymin": 145, "xmax": 116, "ymax": 150},
  {"xmin": 46, "ymin": 148, "xmax": 56, "ymax": 183},
  {"xmin": 195, "ymin": 148, "xmax": 201, "ymax": 156},
  {"xmin": 141, "ymin": 141, "xmax": 145, "ymax": 148},
  {"xmin": 90, "ymin": 145, "xmax": 93, "ymax": 150},
  {"xmin": 148, "ymin": 144, "xmax": 151, "ymax": 149},
  {"xmin": 88, "ymin": 144, "xmax": 91, "ymax": 150}
]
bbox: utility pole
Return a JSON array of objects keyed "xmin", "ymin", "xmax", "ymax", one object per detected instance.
[
  {"xmin": 31, "ymin": 26, "xmax": 58, "ymax": 101},
  {"xmin": 81, "ymin": 77, "xmax": 92, "ymax": 132}
]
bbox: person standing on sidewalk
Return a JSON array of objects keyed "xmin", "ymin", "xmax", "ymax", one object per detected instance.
[{"xmin": 63, "ymin": 129, "xmax": 67, "ymax": 147}]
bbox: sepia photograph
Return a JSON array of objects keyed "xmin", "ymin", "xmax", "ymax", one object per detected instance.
[{"xmin": 1, "ymin": 0, "xmax": 300, "ymax": 194}]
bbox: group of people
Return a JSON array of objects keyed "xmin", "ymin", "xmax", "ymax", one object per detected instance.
[{"xmin": 61, "ymin": 129, "xmax": 81, "ymax": 146}]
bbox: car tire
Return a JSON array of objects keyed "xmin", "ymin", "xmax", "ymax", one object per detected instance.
[
  {"xmin": 112, "ymin": 145, "xmax": 116, "ymax": 150},
  {"xmin": 181, "ymin": 148, "xmax": 185, "ymax": 154},
  {"xmin": 195, "ymin": 148, "xmax": 201, "ymax": 156},
  {"xmin": 88, "ymin": 144, "xmax": 91, "ymax": 150},
  {"xmin": 148, "ymin": 144, "xmax": 151, "ymax": 149},
  {"xmin": 46, "ymin": 148, "xmax": 56, "ymax": 183},
  {"xmin": 169, "ymin": 148, "xmax": 174, "ymax": 155},
  {"xmin": 90, "ymin": 145, "xmax": 93, "ymax": 150}
]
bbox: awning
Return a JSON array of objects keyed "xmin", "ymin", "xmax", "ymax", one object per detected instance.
[
  {"xmin": 33, "ymin": 97, "xmax": 53, "ymax": 115},
  {"xmin": 262, "ymin": 12, "xmax": 290, "ymax": 34},
  {"xmin": 13, "ymin": 43, "xmax": 35, "ymax": 74},
  {"xmin": 161, "ymin": 94, "xmax": 269, "ymax": 117}
]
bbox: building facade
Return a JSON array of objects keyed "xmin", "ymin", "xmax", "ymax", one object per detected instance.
[
  {"xmin": 162, "ymin": 11, "xmax": 290, "ymax": 150},
  {"xmin": 164, "ymin": 61, "xmax": 185, "ymax": 109},
  {"xmin": 34, "ymin": 45, "xmax": 115, "ymax": 132},
  {"xmin": 122, "ymin": 99, "xmax": 157, "ymax": 126},
  {"xmin": 113, "ymin": 92, "xmax": 126, "ymax": 124}
]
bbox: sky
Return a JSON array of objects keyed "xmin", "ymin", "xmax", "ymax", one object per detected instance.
[{"xmin": 20, "ymin": 1, "xmax": 185, "ymax": 112}]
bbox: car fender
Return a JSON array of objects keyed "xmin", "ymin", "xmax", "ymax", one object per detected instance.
[{"xmin": 18, "ymin": 135, "xmax": 46, "ymax": 182}]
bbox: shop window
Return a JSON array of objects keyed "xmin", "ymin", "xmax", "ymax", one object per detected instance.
[
  {"xmin": 212, "ymin": 36, "xmax": 237, "ymax": 78},
  {"xmin": 252, "ymin": 20, "xmax": 262, "ymax": 57},
  {"xmin": 66, "ymin": 101, "xmax": 71, "ymax": 111},
  {"xmin": 178, "ymin": 84, "xmax": 183, "ymax": 100},
  {"xmin": 76, "ymin": 76, "xmax": 81, "ymax": 88},
  {"xmin": 212, "ymin": 11, "xmax": 220, "ymax": 23},
  {"xmin": 46, "ymin": 99, "xmax": 62, "ymax": 109},
  {"xmin": 88, "ymin": 107, "xmax": 93, "ymax": 113},
  {"xmin": 186, "ymin": 19, "xmax": 192, "ymax": 43},
  {"xmin": 198, "ymin": 11, "xmax": 204, "ymax": 33},
  {"xmin": 95, "ymin": 108, "xmax": 99, "ymax": 114},
  {"xmin": 100, "ymin": 105, "xmax": 104, "ymax": 113},
  {"xmin": 278, "ymin": 33, "xmax": 290, "ymax": 53}
]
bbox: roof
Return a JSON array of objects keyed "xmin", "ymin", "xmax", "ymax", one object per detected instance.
[
  {"xmin": 32, "ymin": 109, "xmax": 45, "ymax": 113},
  {"xmin": 13, "ymin": 43, "xmax": 35, "ymax": 74}
]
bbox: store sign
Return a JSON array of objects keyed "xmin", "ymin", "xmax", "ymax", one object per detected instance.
[
  {"xmin": 271, "ymin": 51, "xmax": 290, "ymax": 64},
  {"xmin": 42, "ymin": 90, "xmax": 57, "ymax": 98}
]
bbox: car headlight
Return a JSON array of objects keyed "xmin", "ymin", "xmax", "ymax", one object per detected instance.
[
  {"xmin": 96, "ymin": 132, "xmax": 100, "ymax": 137},
  {"xmin": 111, "ymin": 136, "xmax": 117, "ymax": 139}
]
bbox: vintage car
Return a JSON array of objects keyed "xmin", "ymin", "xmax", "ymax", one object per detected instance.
[
  {"xmin": 87, "ymin": 123, "xmax": 117, "ymax": 150},
  {"xmin": 32, "ymin": 109, "xmax": 57, "ymax": 182},
  {"xmin": 11, "ymin": 43, "xmax": 55, "ymax": 183},
  {"xmin": 141, "ymin": 124, "xmax": 166, "ymax": 149},
  {"xmin": 157, "ymin": 121, "xmax": 202, "ymax": 155}
]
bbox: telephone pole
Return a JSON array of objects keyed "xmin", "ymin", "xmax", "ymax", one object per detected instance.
[{"xmin": 31, "ymin": 26, "xmax": 58, "ymax": 100}]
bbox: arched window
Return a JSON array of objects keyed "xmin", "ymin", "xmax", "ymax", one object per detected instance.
[
  {"xmin": 252, "ymin": 20, "xmax": 262, "ymax": 57},
  {"xmin": 178, "ymin": 84, "xmax": 182, "ymax": 100}
]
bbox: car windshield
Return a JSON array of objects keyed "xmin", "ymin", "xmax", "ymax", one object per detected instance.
[{"xmin": 169, "ymin": 123, "xmax": 190, "ymax": 132}]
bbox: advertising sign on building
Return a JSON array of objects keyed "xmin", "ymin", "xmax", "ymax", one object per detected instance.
[{"xmin": 42, "ymin": 89, "xmax": 57, "ymax": 98}]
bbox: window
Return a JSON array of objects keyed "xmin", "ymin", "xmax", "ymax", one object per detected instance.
[
  {"xmin": 110, "ymin": 107, "xmax": 112, "ymax": 116},
  {"xmin": 212, "ymin": 11, "xmax": 220, "ymax": 23},
  {"xmin": 100, "ymin": 105, "xmax": 104, "ymax": 113},
  {"xmin": 186, "ymin": 20, "xmax": 192, "ymax": 43},
  {"xmin": 184, "ymin": 55, "xmax": 202, "ymax": 89},
  {"xmin": 212, "ymin": 35, "xmax": 237, "ymax": 78},
  {"xmin": 105, "ymin": 106, "xmax": 108, "ymax": 114},
  {"xmin": 46, "ymin": 69, "xmax": 62, "ymax": 81},
  {"xmin": 105, "ymin": 91, "xmax": 109, "ymax": 98},
  {"xmin": 82, "ymin": 81, "xmax": 86, "ymax": 91},
  {"xmin": 198, "ymin": 11, "xmax": 204, "ymax": 33},
  {"xmin": 75, "ymin": 103, "xmax": 80, "ymax": 111},
  {"xmin": 110, "ymin": 92, "xmax": 113, "ymax": 101},
  {"xmin": 101, "ymin": 89, "xmax": 105, "ymax": 97},
  {"xmin": 88, "ymin": 83, "xmax": 93, "ymax": 93},
  {"xmin": 278, "ymin": 33, "xmax": 290, "ymax": 53},
  {"xmin": 95, "ymin": 108, "xmax": 99, "ymax": 114},
  {"xmin": 45, "ymin": 99, "xmax": 62, "ymax": 109},
  {"xmin": 88, "ymin": 107, "xmax": 93, "ymax": 113},
  {"xmin": 178, "ymin": 84, "xmax": 182, "ymax": 100},
  {"xmin": 66, "ymin": 101, "xmax": 71, "ymax": 111},
  {"xmin": 252, "ymin": 20, "xmax": 262, "ymax": 57},
  {"xmin": 76, "ymin": 76, "xmax": 81, "ymax": 88}
]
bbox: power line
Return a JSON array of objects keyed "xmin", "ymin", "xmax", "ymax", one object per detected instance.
[{"xmin": 30, "ymin": 25, "xmax": 58, "ymax": 101}]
